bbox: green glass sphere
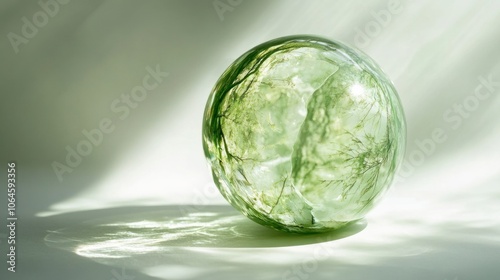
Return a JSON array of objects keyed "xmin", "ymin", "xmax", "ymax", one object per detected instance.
[{"xmin": 202, "ymin": 35, "xmax": 406, "ymax": 233}]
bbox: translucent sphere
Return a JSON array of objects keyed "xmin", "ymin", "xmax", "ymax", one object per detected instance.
[{"xmin": 202, "ymin": 35, "xmax": 406, "ymax": 233}]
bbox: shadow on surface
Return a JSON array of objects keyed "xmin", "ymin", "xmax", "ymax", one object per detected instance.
[
  {"xmin": 45, "ymin": 205, "xmax": 366, "ymax": 257},
  {"xmin": 40, "ymin": 174, "xmax": 500, "ymax": 280}
]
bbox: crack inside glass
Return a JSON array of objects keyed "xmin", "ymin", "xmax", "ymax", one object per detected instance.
[{"xmin": 203, "ymin": 35, "xmax": 406, "ymax": 233}]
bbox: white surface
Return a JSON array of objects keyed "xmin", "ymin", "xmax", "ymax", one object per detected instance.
[{"xmin": 1, "ymin": 1, "xmax": 500, "ymax": 279}]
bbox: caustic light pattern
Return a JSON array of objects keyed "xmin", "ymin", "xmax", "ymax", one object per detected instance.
[{"xmin": 203, "ymin": 35, "xmax": 406, "ymax": 233}]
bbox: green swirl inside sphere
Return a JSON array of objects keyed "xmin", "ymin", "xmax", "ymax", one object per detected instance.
[{"xmin": 202, "ymin": 35, "xmax": 406, "ymax": 233}]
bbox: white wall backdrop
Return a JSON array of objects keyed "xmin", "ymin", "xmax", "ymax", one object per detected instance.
[{"xmin": 0, "ymin": 1, "xmax": 499, "ymax": 280}]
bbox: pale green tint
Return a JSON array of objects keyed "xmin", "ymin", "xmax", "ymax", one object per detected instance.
[{"xmin": 203, "ymin": 35, "xmax": 406, "ymax": 233}]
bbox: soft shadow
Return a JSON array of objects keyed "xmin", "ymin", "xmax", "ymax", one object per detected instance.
[{"xmin": 45, "ymin": 205, "xmax": 365, "ymax": 258}]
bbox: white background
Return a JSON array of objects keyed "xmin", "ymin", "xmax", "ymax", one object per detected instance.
[{"xmin": 1, "ymin": 1, "xmax": 499, "ymax": 279}]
